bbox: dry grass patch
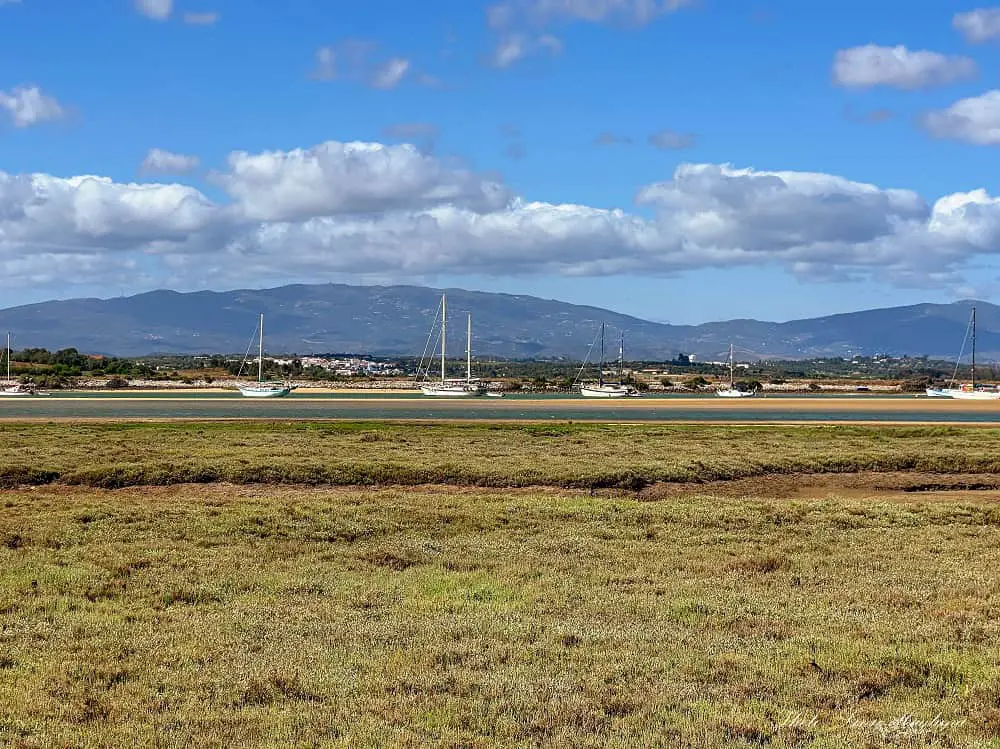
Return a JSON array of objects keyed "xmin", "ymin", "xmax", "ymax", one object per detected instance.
[{"xmin": 0, "ymin": 483, "xmax": 997, "ymax": 746}]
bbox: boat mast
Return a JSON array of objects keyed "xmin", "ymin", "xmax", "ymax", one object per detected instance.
[
  {"xmin": 972, "ymin": 306, "xmax": 977, "ymax": 389},
  {"xmin": 729, "ymin": 343, "xmax": 735, "ymax": 388},
  {"xmin": 618, "ymin": 333, "xmax": 625, "ymax": 385},
  {"xmin": 599, "ymin": 322, "xmax": 605, "ymax": 387},
  {"xmin": 5, "ymin": 332, "xmax": 9, "ymax": 383},
  {"xmin": 258, "ymin": 314, "xmax": 264, "ymax": 383},
  {"xmin": 466, "ymin": 313, "xmax": 472, "ymax": 383},
  {"xmin": 440, "ymin": 294, "xmax": 447, "ymax": 384}
]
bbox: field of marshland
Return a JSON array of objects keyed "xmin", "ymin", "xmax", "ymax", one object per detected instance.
[{"xmin": 1, "ymin": 421, "xmax": 999, "ymax": 746}]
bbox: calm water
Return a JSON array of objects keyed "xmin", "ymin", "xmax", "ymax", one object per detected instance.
[{"xmin": 1, "ymin": 391, "xmax": 998, "ymax": 422}]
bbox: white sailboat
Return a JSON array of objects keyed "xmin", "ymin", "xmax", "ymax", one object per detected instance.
[
  {"xmin": 579, "ymin": 323, "xmax": 639, "ymax": 398},
  {"xmin": 926, "ymin": 306, "xmax": 1000, "ymax": 400},
  {"xmin": 237, "ymin": 314, "xmax": 294, "ymax": 398},
  {"xmin": 716, "ymin": 343, "xmax": 756, "ymax": 398},
  {"xmin": 1, "ymin": 333, "xmax": 37, "ymax": 397},
  {"xmin": 420, "ymin": 294, "xmax": 485, "ymax": 397}
]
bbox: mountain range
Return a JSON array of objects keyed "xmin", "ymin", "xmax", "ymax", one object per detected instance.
[{"xmin": 0, "ymin": 283, "xmax": 994, "ymax": 361}]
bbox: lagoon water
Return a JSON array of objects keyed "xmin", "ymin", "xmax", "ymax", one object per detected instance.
[{"xmin": 2, "ymin": 391, "xmax": 999, "ymax": 423}]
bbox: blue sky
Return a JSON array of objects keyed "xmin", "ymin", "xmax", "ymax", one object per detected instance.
[{"xmin": 3, "ymin": 0, "xmax": 1000, "ymax": 323}]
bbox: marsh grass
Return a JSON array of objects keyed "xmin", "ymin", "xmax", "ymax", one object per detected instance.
[
  {"xmin": 0, "ymin": 484, "xmax": 998, "ymax": 746},
  {"xmin": 4, "ymin": 422, "xmax": 1000, "ymax": 490}
]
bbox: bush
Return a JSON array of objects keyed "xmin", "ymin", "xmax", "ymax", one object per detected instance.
[{"xmin": 901, "ymin": 377, "xmax": 931, "ymax": 393}]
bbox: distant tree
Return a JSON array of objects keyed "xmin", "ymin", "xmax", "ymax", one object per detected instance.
[
  {"xmin": 686, "ymin": 376, "xmax": 709, "ymax": 390},
  {"xmin": 659, "ymin": 377, "xmax": 673, "ymax": 388},
  {"xmin": 807, "ymin": 382, "xmax": 822, "ymax": 392}
]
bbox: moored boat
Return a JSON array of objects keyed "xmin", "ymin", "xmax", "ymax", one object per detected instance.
[{"xmin": 237, "ymin": 314, "xmax": 294, "ymax": 398}]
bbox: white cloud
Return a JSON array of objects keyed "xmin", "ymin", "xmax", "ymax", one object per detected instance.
[
  {"xmin": 212, "ymin": 141, "xmax": 512, "ymax": 221},
  {"xmin": 489, "ymin": 33, "xmax": 562, "ymax": 67},
  {"xmin": 140, "ymin": 148, "xmax": 201, "ymax": 175},
  {"xmin": 183, "ymin": 11, "xmax": 218, "ymax": 25},
  {"xmin": 832, "ymin": 44, "xmax": 977, "ymax": 90},
  {"xmin": 370, "ymin": 57, "xmax": 410, "ymax": 89},
  {"xmin": 4, "ymin": 141, "xmax": 1000, "ymax": 294},
  {"xmin": 0, "ymin": 85, "xmax": 64, "ymax": 127},
  {"xmin": 135, "ymin": 0, "xmax": 172, "ymax": 20},
  {"xmin": 311, "ymin": 41, "xmax": 417, "ymax": 89},
  {"xmin": 922, "ymin": 90, "xmax": 1000, "ymax": 145},
  {"xmin": 954, "ymin": 7, "xmax": 1000, "ymax": 43},
  {"xmin": 486, "ymin": 0, "xmax": 678, "ymax": 66}
]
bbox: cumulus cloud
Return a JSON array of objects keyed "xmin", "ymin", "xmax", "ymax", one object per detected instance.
[
  {"xmin": 4, "ymin": 140, "xmax": 1000, "ymax": 294},
  {"xmin": 135, "ymin": 0, "xmax": 171, "ymax": 20},
  {"xmin": 140, "ymin": 148, "xmax": 201, "ymax": 175},
  {"xmin": 211, "ymin": 141, "xmax": 512, "ymax": 222},
  {"xmin": 0, "ymin": 85, "xmax": 64, "ymax": 128},
  {"xmin": 832, "ymin": 44, "xmax": 977, "ymax": 90},
  {"xmin": 921, "ymin": 89, "xmax": 1000, "ymax": 145},
  {"xmin": 648, "ymin": 129, "xmax": 697, "ymax": 149},
  {"xmin": 954, "ymin": 7, "xmax": 1000, "ymax": 43}
]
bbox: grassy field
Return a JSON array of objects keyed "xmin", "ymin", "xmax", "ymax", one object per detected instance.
[
  {"xmin": 1, "ymin": 422, "xmax": 999, "ymax": 746},
  {"xmin": 5, "ymin": 421, "xmax": 1000, "ymax": 489},
  {"xmin": 0, "ymin": 483, "xmax": 997, "ymax": 746}
]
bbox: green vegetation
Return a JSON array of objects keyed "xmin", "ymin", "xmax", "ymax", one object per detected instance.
[
  {"xmin": 1, "ymin": 482, "xmax": 997, "ymax": 746},
  {"xmin": 5, "ymin": 422, "xmax": 1000, "ymax": 491}
]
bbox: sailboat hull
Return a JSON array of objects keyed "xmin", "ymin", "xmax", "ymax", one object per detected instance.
[
  {"xmin": 0, "ymin": 388, "xmax": 35, "ymax": 397},
  {"xmin": 715, "ymin": 388, "xmax": 755, "ymax": 398},
  {"xmin": 580, "ymin": 384, "xmax": 638, "ymax": 398},
  {"xmin": 926, "ymin": 387, "xmax": 1000, "ymax": 400},
  {"xmin": 238, "ymin": 385, "xmax": 292, "ymax": 398},
  {"xmin": 420, "ymin": 384, "xmax": 485, "ymax": 397}
]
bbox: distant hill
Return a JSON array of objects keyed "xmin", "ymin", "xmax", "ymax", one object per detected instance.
[{"xmin": 0, "ymin": 283, "xmax": 995, "ymax": 360}]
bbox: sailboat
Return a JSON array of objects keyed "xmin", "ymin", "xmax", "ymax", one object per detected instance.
[
  {"xmin": 1, "ymin": 333, "xmax": 37, "ymax": 397},
  {"xmin": 420, "ymin": 294, "xmax": 485, "ymax": 397},
  {"xmin": 716, "ymin": 343, "xmax": 756, "ymax": 398},
  {"xmin": 926, "ymin": 306, "xmax": 1000, "ymax": 400},
  {"xmin": 579, "ymin": 323, "xmax": 639, "ymax": 398},
  {"xmin": 237, "ymin": 314, "xmax": 294, "ymax": 398}
]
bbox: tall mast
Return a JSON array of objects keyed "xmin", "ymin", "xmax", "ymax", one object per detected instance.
[
  {"xmin": 258, "ymin": 314, "xmax": 264, "ymax": 383},
  {"xmin": 599, "ymin": 322, "xmax": 605, "ymax": 387},
  {"xmin": 729, "ymin": 343, "xmax": 735, "ymax": 387},
  {"xmin": 5, "ymin": 332, "xmax": 9, "ymax": 383},
  {"xmin": 972, "ymin": 306, "xmax": 977, "ymax": 389},
  {"xmin": 440, "ymin": 294, "xmax": 447, "ymax": 383},
  {"xmin": 466, "ymin": 313, "xmax": 472, "ymax": 383},
  {"xmin": 619, "ymin": 333, "xmax": 625, "ymax": 384}
]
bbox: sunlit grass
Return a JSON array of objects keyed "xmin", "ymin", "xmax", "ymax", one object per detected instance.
[
  {"xmin": 3, "ymin": 421, "xmax": 1000, "ymax": 489},
  {"xmin": 0, "ymin": 484, "xmax": 998, "ymax": 746}
]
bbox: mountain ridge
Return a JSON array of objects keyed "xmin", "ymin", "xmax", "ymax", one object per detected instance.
[{"xmin": 0, "ymin": 283, "xmax": 995, "ymax": 360}]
